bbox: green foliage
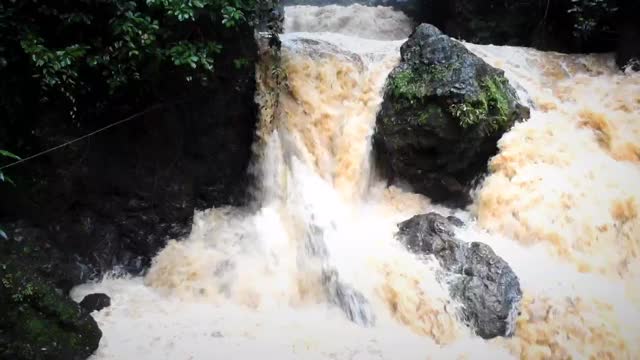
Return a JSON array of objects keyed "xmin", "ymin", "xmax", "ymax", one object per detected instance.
[
  {"xmin": 233, "ymin": 57, "xmax": 250, "ymax": 70},
  {"xmin": 568, "ymin": 0, "xmax": 618, "ymax": 39},
  {"xmin": 168, "ymin": 41, "xmax": 221, "ymax": 71},
  {"xmin": 389, "ymin": 68, "xmax": 427, "ymax": 103},
  {"xmin": 449, "ymin": 76, "xmax": 513, "ymax": 134},
  {"xmin": 20, "ymin": 34, "xmax": 88, "ymax": 107},
  {"xmin": 389, "ymin": 63, "xmax": 460, "ymax": 105},
  {"xmin": 0, "ymin": 149, "xmax": 19, "ymax": 185},
  {"xmin": 0, "ymin": 0, "xmax": 261, "ymax": 110},
  {"xmin": 417, "ymin": 105, "xmax": 444, "ymax": 126},
  {"xmin": 0, "ymin": 149, "xmax": 19, "ymax": 239}
]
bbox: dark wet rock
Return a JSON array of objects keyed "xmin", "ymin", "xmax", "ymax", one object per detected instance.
[
  {"xmin": 0, "ymin": 240, "xmax": 101, "ymax": 360},
  {"xmin": 450, "ymin": 242, "xmax": 522, "ymax": 339},
  {"xmin": 616, "ymin": 2, "xmax": 640, "ymax": 71},
  {"xmin": 433, "ymin": 0, "xmax": 570, "ymax": 49},
  {"xmin": 0, "ymin": 222, "xmax": 93, "ymax": 295},
  {"xmin": 428, "ymin": 1, "xmax": 618, "ymax": 54},
  {"xmin": 79, "ymin": 293, "xmax": 111, "ymax": 313},
  {"xmin": 447, "ymin": 216, "xmax": 465, "ymax": 227},
  {"xmin": 396, "ymin": 212, "xmax": 522, "ymax": 339},
  {"xmin": 302, "ymin": 222, "xmax": 375, "ymax": 327},
  {"xmin": 426, "ymin": 1, "xmax": 637, "ymax": 72},
  {"xmin": 374, "ymin": 24, "xmax": 529, "ymax": 206},
  {"xmin": 322, "ymin": 269, "xmax": 376, "ymax": 327}
]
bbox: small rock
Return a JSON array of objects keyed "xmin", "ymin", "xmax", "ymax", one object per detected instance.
[
  {"xmin": 80, "ymin": 293, "xmax": 111, "ymax": 313},
  {"xmin": 447, "ymin": 216, "xmax": 465, "ymax": 227},
  {"xmin": 322, "ymin": 270, "xmax": 376, "ymax": 327}
]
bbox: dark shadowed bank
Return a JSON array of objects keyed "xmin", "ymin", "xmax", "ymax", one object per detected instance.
[
  {"xmin": 0, "ymin": 1, "xmax": 283, "ymax": 358},
  {"xmin": 1, "ymin": 1, "xmax": 283, "ymax": 280}
]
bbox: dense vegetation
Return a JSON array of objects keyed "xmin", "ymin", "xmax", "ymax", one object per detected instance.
[
  {"xmin": 568, "ymin": 0, "xmax": 618, "ymax": 40},
  {"xmin": 0, "ymin": 0, "xmax": 266, "ymax": 124},
  {"xmin": 0, "ymin": 150, "xmax": 19, "ymax": 239}
]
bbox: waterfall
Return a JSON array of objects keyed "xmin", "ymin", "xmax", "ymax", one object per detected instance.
[{"xmin": 72, "ymin": 4, "xmax": 640, "ymax": 359}]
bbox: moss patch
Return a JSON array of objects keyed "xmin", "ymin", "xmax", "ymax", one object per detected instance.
[
  {"xmin": 449, "ymin": 75, "xmax": 513, "ymax": 134},
  {"xmin": 389, "ymin": 68, "xmax": 427, "ymax": 102},
  {"xmin": 0, "ymin": 258, "xmax": 101, "ymax": 360},
  {"xmin": 389, "ymin": 62, "xmax": 460, "ymax": 104},
  {"xmin": 417, "ymin": 104, "xmax": 445, "ymax": 126}
]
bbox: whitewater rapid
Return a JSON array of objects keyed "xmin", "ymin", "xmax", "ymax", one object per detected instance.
[{"xmin": 72, "ymin": 4, "xmax": 640, "ymax": 359}]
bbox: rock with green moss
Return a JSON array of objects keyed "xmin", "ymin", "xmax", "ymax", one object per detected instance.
[
  {"xmin": 374, "ymin": 24, "xmax": 529, "ymax": 205},
  {"xmin": 0, "ymin": 239, "xmax": 101, "ymax": 360}
]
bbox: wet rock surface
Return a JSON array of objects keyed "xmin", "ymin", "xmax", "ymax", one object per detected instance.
[
  {"xmin": 374, "ymin": 24, "xmax": 529, "ymax": 206},
  {"xmin": 396, "ymin": 212, "xmax": 522, "ymax": 338},
  {"xmin": 303, "ymin": 223, "xmax": 375, "ymax": 327},
  {"xmin": 0, "ymin": 239, "xmax": 102, "ymax": 360},
  {"xmin": 79, "ymin": 293, "xmax": 111, "ymax": 313}
]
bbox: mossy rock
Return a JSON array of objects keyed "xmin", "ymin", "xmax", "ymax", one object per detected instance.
[
  {"xmin": 0, "ymin": 241, "xmax": 101, "ymax": 360},
  {"xmin": 374, "ymin": 24, "xmax": 529, "ymax": 206}
]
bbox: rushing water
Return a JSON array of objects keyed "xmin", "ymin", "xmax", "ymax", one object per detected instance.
[{"xmin": 72, "ymin": 4, "xmax": 640, "ymax": 359}]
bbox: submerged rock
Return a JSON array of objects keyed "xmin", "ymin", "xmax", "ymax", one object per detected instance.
[
  {"xmin": 322, "ymin": 269, "xmax": 376, "ymax": 327},
  {"xmin": 396, "ymin": 212, "xmax": 522, "ymax": 339},
  {"xmin": 79, "ymin": 293, "xmax": 111, "ymax": 313},
  {"xmin": 302, "ymin": 223, "xmax": 375, "ymax": 327},
  {"xmin": 374, "ymin": 24, "xmax": 529, "ymax": 206},
  {"xmin": 0, "ymin": 239, "xmax": 101, "ymax": 360}
]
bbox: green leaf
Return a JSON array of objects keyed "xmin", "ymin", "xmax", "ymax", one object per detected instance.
[
  {"xmin": 4, "ymin": 175, "xmax": 15, "ymax": 186},
  {"xmin": 0, "ymin": 150, "xmax": 20, "ymax": 160}
]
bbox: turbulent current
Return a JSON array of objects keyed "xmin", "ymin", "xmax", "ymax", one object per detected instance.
[{"xmin": 72, "ymin": 5, "xmax": 640, "ymax": 359}]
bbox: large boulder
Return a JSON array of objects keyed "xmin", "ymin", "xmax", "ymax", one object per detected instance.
[
  {"xmin": 0, "ymin": 239, "xmax": 101, "ymax": 360},
  {"xmin": 374, "ymin": 24, "xmax": 529, "ymax": 205},
  {"xmin": 395, "ymin": 212, "xmax": 522, "ymax": 339}
]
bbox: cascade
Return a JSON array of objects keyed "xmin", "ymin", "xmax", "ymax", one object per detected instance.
[{"xmin": 72, "ymin": 4, "xmax": 640, "ymax": 359}]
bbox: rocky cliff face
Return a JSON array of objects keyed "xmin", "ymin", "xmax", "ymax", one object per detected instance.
[
  {"xmin": 0, "ymin": 5, "xmax": 283, "ymax": 281},
  {"xmin": 374, "ymin": 24, "xmax": 529, "ymax": 205},
  {"xmin": 0, "ymin": 25, "xmax": 260, "ymax": 279},
  {"xmin": 0, "ymin": 4, "xmax": 283, "ymax": 358}
]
